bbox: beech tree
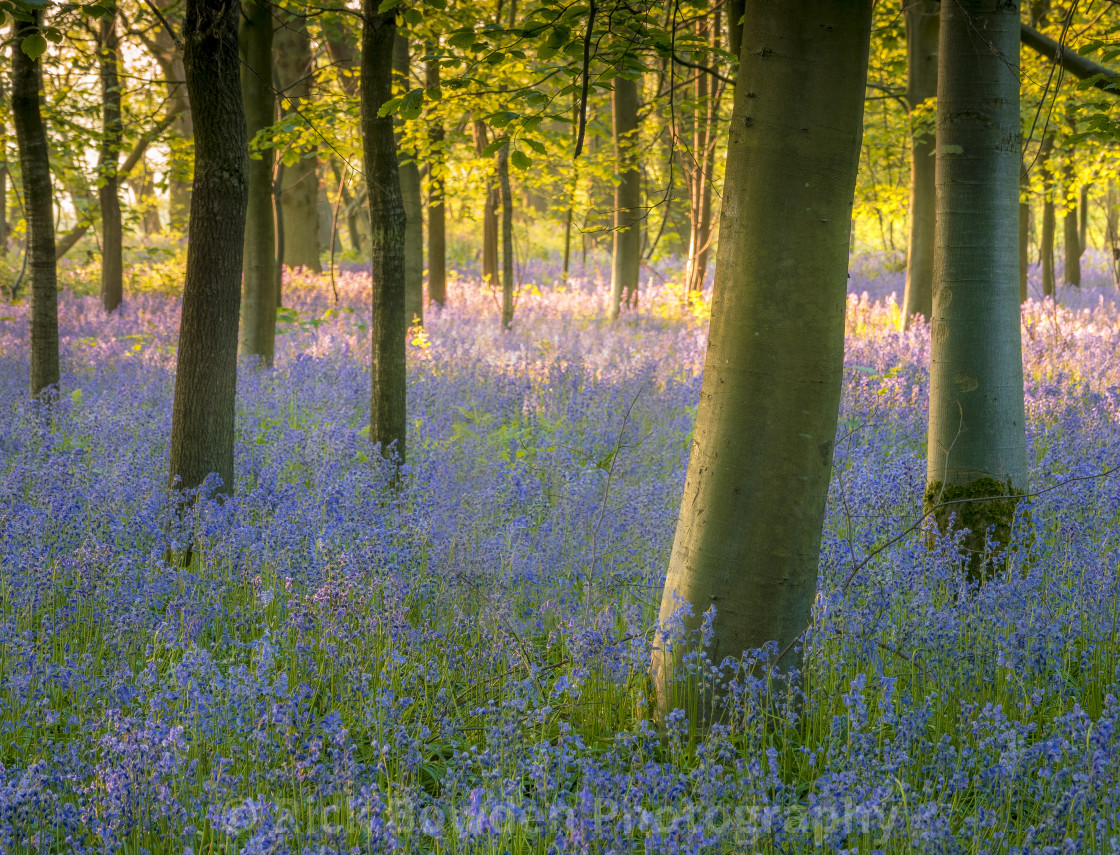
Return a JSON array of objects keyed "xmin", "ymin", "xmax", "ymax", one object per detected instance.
[
  {"xmin": 361, "ymin": 4, "xmax": 407, "ymax": 462},
  {"xmin": 239, "ymin": 0, "xmax": 277, "ymax": 365},
  {"xmin": 13, "ymin": 14, "xmax": 60, "ymax": 397},
  {"xmin": 924, "ymin": 0, "xmax": 1027, "ymax": 578},
  {"xmin": 608, "ymin": 75, "xmax": 639, "ymax": 319},
  {"xmin": 168, "ymin": 0, "xmax": 247, "ymax": 494},
  {"xmin": 652, "ymin": 0, "xmax": 874, "ymax": 724},
  {"xmin": 98, "ymin": 4, "xmax": 123, "ymax": 313}
]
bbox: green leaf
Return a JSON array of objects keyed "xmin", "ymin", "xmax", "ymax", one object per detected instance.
[
  {"xmin": 481, "ymin": 135, "xmax": 508, "ymax": 157},
  {"xmin": 426, "ymin": 86, "xmax": 442, "ymax": 101},
  {"xmin": 510, "ymin": 150, "xmax": 532, "ymax": 170},
  {"xmin": 427, "ymin": 0, "xmax": 446, "ymax": 8},
  {"xmin": 447, "ymin": 29, "xmax": 475, "ymax": 50},
  {"xmin": 489, "ymin": 111, "xmax": 519, "ymax": 128},
  {"xmin": 42, "ymin": 26, "xmax": 62, "ymax": 43},
  {"xmin": 377, "ymin": 96, "xmax": 403, "ymax": 117},
  {"xmin": 525, "ymin": 139, "xmax": 547, "ymax": 155},
  {"xmin": 403, "ymin": 7, "xmax": 422, "ymax": 25},
  {"xmin": 20, "ymin": 33, "xmax": 46, "ymax": 60},
  {"xmin": 400, "ymin": 88, "xmax": 424, "ymax": 121},
  {"xmin": 378, "ymin": 0, "xmax": 403, "ymax": 11}
]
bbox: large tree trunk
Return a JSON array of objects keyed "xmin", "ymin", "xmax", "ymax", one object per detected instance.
[
  {"xmin": 609, "ymin": 75, "xmax": 640, "ymax": 319},
  {"xmin": 901, "ymin": 0, "xmax": 938, "ymax": 328},
  {"xmin": 275, "ymin": 15, "xmax": 321, "ymax": 272},
  {"xmin": 99, "ymin": 6, "xmax": 123, "ymax": 313},
  {"xmin": 497, "ymin": 140, "xmax": 514, "ymax": 329},
  {"xmin": 168, "ymin": 0, "xmax": 247, "ymax": 494},
  {"xmin": 925, "ymin": 0, "xmax": 1027, "ymax": 582},
  {"xmin": 1038, "ymin": 133, "xmax": 1055, "ymax": 297},
  {"xmin": 652, "ymin": 0, "xmax": 873, "ymax": 725},
  {"xmin": 473, "ymin": 120, "xmax": 499, "ymax": 288},
  {"xmin": 393, "ymin": 34, "xmax": 424, "ymax": 325},
  {"xmin": 239, "ymin": 0, "xmax": 276, "ymax": 364},
  {"xmin": 361, "ymin": 6, "xmax": 407, "ymax": 463},
  {"xmin": 426, "ymin": 50, "xmax": 446, "ymax": 306},
  {"xmin": 13, "ymin": 14, "xmax": 59, "ymax": 396}
]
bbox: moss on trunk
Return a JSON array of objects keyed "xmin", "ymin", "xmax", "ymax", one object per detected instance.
[{"xmin": 924, "ymin": 477, "xmax": 1026, "ymax": 583}]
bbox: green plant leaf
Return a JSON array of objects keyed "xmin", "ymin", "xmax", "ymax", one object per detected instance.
[{"xmin": 20, "ymin": 33, "xmax": 46, "ymax": 59}]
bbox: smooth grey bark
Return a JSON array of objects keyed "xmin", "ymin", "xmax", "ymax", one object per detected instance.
[
  {"xmin": 13, "ymin": 14, "xmax": 59, "ymax": 396},
  {"xmin": 426, "ymin": 50, "xmax": 446, "ymax": 306},
  {"xmin": 361, "ymin": 5, "xmax": 407, "ymax": 462},
  {"xmin": 239, "ymin": 0, "xmax": 276, "ymax": 364},
  {"xmin": 652, "ymin": 0, "xmax": 873, "ymax": 725},
  {"xmin": 168, "ymin": 0, "xmax": 247, "ymax": 494},
  {"xmin": 609, "ymin": 74, "xmax": 640, "ymax": 319},
  {"xmin": 728, "ymin": 0, "xmax": 745, "ymax": 65},
  {"xmin": 497, "ymin": 139, "xmax": 514, "ymax": 329},
  {"xmin": 99, "ymin": 7, "xmax": 123, "ymax": 313},
  {"xmin": 275, "ymin": 15, "xmax": 321, "ymax": 272},
  {"xmin": 925, "ymin": 0, "xmax": 1027, "ymax": 578},
  {"xmin": 393, "ymin": 34, "xmax": 424, "ymax": 325},
  {"xmin": 1063, "ymin": 152, "xmax": 1080, "ymax": 287},
  {"xmin": 901, "ymin": 0, "xmax": 938, "ymax": 329}
]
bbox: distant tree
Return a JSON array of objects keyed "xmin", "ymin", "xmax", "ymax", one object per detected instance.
[
  {"xmin": 426, "ymin": 48, "xmax": 447, "ymax": 306},
  {"xmin": 98, "ymin": 3, "xmax": 123, "ymax": 313},
  {"xmin": 168, "ymin": 0, "xmax": 247, "ymax": 494},
  {"xmin": 609, "ymin": 74, "xmax": 639, "ymax": 319},
  {"xmin": 12, "ymin": 13, "xmax": 60, "ymax": 397},
  {"xmin": 361, "ymin": 4, "xmax": 407, "ymax": 463},
  {"xmin": 652, "ymin": 0, "xmax": 874, "ymax": 725},
  {"xmin": 924, "ymin": 0, "xmax": 1027, "ymax": 581},
  {"xmin": 240, "ymin": 0, "xmax": 277, "ymax": 365},
  {"xmin": 393, "ymin": 32, "xmax": 424, "ymax": 325}
]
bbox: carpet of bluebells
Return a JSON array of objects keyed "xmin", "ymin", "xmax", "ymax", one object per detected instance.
[{"xmin": 3, "ymin": 250, "xmax": 1120, "ymax": 853}]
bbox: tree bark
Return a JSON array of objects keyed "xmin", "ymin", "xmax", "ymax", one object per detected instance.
[
  {"xmin": 473, "ymin": 120, "xmax": 499, "ymax": 288},
  {"xmin": 362, "ymin": 5, "xmax": 407, "ymax": 463},
  {"xmin": 1063, "ymin": 151, "xmax": 1080, "ymax": 287},
  {"xmin": 13, "ymin": 14, "xmax": 59, "ymax": 396},
  {"xmin": 275, "ymin": 14, "xmax": 321, "ymax": 271},
  {"xmin": 1019, "ymin": 159, "xmax": 1030, "ymax": 303},
  {"xmin": 426, "ymin": 49, "xmax": 446, "ymax": 306},
  {"xmin": 497, "ymin": 139, "xmax": 514, "ymax": 329},
  {"xmin": 926, "ymin": 0, "xmax": 1028, "ymax": 581},
  {"xmin": 394, "ymin": 33, "xmax": 424, "ymax": 325},
  {"xmin": 1039, "ymin": 133, "xmax": 1055, "ymax": 298},
  {"xmin": 99, "ymin": 7, "xmax": 124, "ymax": 312},
  {"xmin": 239, "ymin": 0, "xmax": 276, "ymax": 364},
  {"xmin": 652, "ymin": 0, "xmax": 873, "ymax": 725},
  {"xmin": 901, "ymin": 0, "xmax": 938, "ymax": 328},
  {"xmin": 168, "ymin": 0, "xmax": 248, "ymax": 494},
  {"xmin": 609, "ymin": 75, "xmax": 640, "ymax": 319}
]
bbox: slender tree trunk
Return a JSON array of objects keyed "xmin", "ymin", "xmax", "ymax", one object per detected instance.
[
  {"xmin": 1062, "ymin": 150, "xmax": 1080, "ymax": 287},
  {"xmin": 275, "ymin": 15, "xmax": 321, "ymax": 271},
  {"xmin": 361, "ymin": 5, "xmax": 407, "ymax": 463},
  {"xmin": 609, "ymin": 75, "xmax": 640, "ymax": 318},
  {"xmin": 1019, "ymin": 159, "xmax": 1030, "ymax": 303},
  {"xmin": 728, "ymin": 0, "xmax": 746, "ymax": 65},
  {"xmin": 901, "ymin": 0, "xmax": 938, "ymax": 328},
  {"xmin": 99, "ymin": 7, "xmax": 124, "ymax": 312},
  {"xmin": 473, "ymin": 120, "xmax": 499, "ymax": 287},
  {"xmin": 1039, "ymin": 133, "xmax": 1055, "ymax": 297},
  {"xmin": 681, "ymin": 17, "xmax": 714, "ymax": 298},
  {"xmin": 652, "ymin": 0, "xmax": 873, "ymax": 725},
  {"xmin": 562, "ymin": 206, "xmax": 572, "ymax": 283},
  {"xmin": 13, "ymin": 14, "xmax": 59, "ymax": 396},
  {"xmin": 168, "ymin": 0, "xmax": 247, "ymax": 494},
  {"xmin": 426, "ymin": 51, "xmax": 446, "ymax": 306},
  {"xmin": 925, "ymin": 0, "xmax": 1027, "ymax": 582},
  {"xmin": 1079, "ymin": 184, "xmax": 1088, "ymax": 257},
  {"xmin": 393, "ymin": 34, "xmax": 424, "ymax": 325},
  {"xmin": 239, "ymin": 0, "xmax": 276, "ymax": 364},
  {"xmin": 497, "ymin": 139, "xmax": 514, "ymax": 329}
]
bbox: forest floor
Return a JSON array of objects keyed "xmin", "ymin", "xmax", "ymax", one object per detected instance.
[{"xmin": 2, "ymin": 252, "xmax": 1120, "ymax": 852}]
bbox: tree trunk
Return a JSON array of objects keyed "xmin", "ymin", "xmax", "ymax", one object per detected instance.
[
  {"xmin": 497, "ymin": 139, "xmax": 514, "ymax": 329},
  {"xmin": 728, "ymin": 0, "xmax": 746, "ymax": 65},
  {"xmin": 901, "ymin": 0, "xmax": 938, "ymax": 328},
  {"xmin": 239, "ymin": 0, "xmax": 276, "ymax": 364},
  {"xmin": 681, "ymin": 16, "xmax": 717, "ymax": 298},
  {"xmin": 168, "ymin": 0, "xmax": 247, "ymax": 494},
  {"xmin": 426, "ymin": 49, "xmax": 446, "ymax": 306},
  {"xmin": 1019, "ymin": 159, "xmax": 1030, "ymax": 303},
  {"xmin": 99, "ymin": 7, "xmax": 124, "ymax": 312},
  {"xmin": 1062, "ymin": 147, "xmax": 1080, "ymax": 287},
  {"xmin": 394, "ymin": 33, "xmax": 424, "ymax": 325},
  {"xmin": 652, "ymin": 0, "xmax": 873, "ymax": 725},
  {"xmin": 362, "ymin": 5, "xmax": 407, "ymax": 463},
  {"xmin": 609, "ymin": 75, "xmax": 640, "ymax": 318},
  {"xmin": 13, "ymin": 14, "xmax": 59, "ymax": 396},
  {"xmin": 926, "ymin": 0, "xmax": 1027, "ymax": 582},
  {"xmin": 1039, "ymin": 133, "xmax": 1055, "ymax": 297},
  {"xmin": 275, "ymin": 15, "xmax": 321, "ymax": 272},
  {"xmin": 473, "ymin": 120, "xmax": 499, "ymax": 287}
]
